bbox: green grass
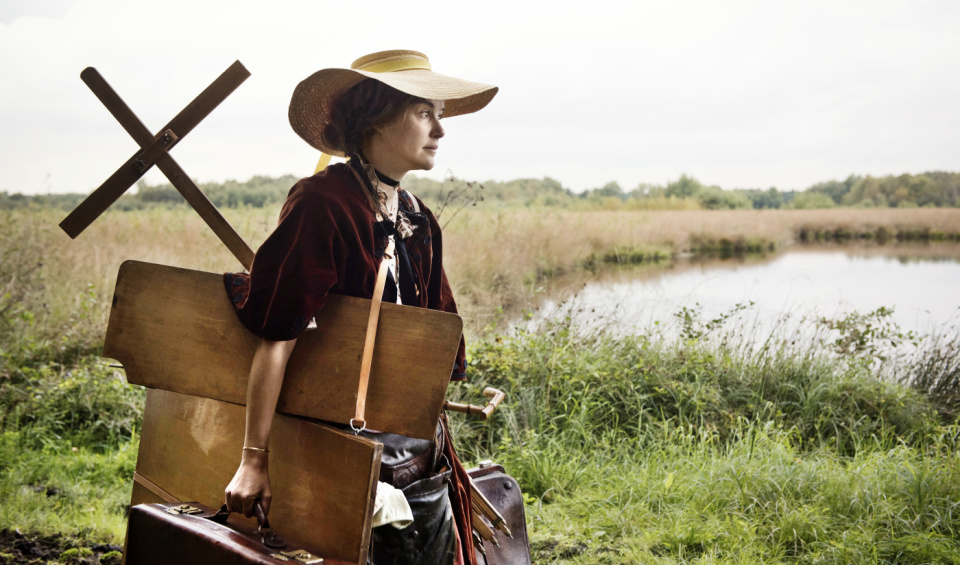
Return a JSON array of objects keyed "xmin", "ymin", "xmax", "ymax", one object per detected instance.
[
  {"xmin": 4, "ymin": 312, "xmax": 960, "ymax": 563},
  {"xmin": 1, "ymin": 310, "xmax": 959, "ymax": 563},
  {"xmin": 0, "ymin": 357, "xmax": 142, "ymax": 547},
  {"xmin": 443, "ymin": 315, "xmax": 960, "ymax": 563},
  {"xmin": 517, "ymin": 432, "xmax": 960, "ymax": 564},
  {"xmin": 0, "ymin": 431, "xmax": 137, "ymax": 542}
]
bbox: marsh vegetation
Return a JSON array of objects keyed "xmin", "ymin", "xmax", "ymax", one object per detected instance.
[{"xmin": 2, "ymin": 202, "xmax": 960, "ymax": 563}]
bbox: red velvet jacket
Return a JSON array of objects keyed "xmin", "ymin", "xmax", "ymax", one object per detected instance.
[{"xmin": 224, "ymin": 162, "xmax": 466, "ymax": 381}]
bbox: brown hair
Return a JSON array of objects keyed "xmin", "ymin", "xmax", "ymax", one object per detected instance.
[{"xmin": 322, "ymin": 79, "xmax": 429, "ymax": 156}]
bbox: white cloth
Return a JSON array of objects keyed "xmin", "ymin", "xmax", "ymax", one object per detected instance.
[
  {"xmin": 372, "ymin": 481, "xmax": 414, "ymax": 529},
  {"xmin": 377, "ymin": 185, "xmax": 402, "ymax": 305}
]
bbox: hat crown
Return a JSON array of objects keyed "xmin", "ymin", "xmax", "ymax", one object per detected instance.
[
  {"xmin": 351, "ymin": 50, "xmax": 432, "ymax": 73},
  {"xmin": 290, "ymin": 49, "xmax": 497, "ymax": 155}
]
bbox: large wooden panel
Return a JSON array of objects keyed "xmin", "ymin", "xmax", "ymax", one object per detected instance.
[
  {"xmin": 136, "ymin": 389, "xmax": 382, "ymax": 565},
  {"xmin": 104, "ymin": 260, "xmax": 462, "ymax": 440}
]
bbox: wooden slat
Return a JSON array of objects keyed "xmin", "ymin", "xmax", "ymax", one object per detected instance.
[
  {"xmin": 103, "ymin": 260, "xmax": 463, "ymax": 440},
  {"xmin": 136, "ymin": 389, "xmax": 381, "ymax": 565},
  {"xmin": 59, "ymin": 145, "xmax": 163, "ymax": 238},
  {"xmin": 80, "ymin": 66, "xmax": 153, "ymax": 144},
  {"xmin": 155, "ymin": 152, "xmax": 254, "ymax": 268},
  {"xmin": 63, "ymin": 65, "xmax": 254, "ymax": 269},
  {"xmin": 79, "ymin": 62, "xmax": 249, "ymax": 154},
  {"xmin": 162, "ymin": 61, "xmax": 250, "ymax": 146}
]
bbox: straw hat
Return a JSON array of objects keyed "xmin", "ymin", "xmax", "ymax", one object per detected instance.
[{"xmin": 289, "ymin": 49, "xmax": 498, "ymax": 156}]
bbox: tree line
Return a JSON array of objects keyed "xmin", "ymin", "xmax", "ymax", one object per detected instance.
[{"xmin": 3, "ymin": 170, "xmax": 958, "ymax": 211}]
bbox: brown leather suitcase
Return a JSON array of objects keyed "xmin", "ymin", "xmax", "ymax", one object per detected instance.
[
  {"xmin": 125, "ymin": 501, "xmax": 350, "ymax": 565},
  {"xmin": 467, "ymin": 463, "xmax": 531, "ymax": 565}
]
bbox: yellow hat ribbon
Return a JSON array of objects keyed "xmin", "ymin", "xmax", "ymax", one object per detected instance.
[
  {"xmin": 314, "ymin": 152, "xmax": 332, "ymax": 174},
  {"xmin": 357, "ymin": 57, "xmax": 432, "ymax": 73}
]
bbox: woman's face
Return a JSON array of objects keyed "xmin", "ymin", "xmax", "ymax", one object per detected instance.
[{"xmin": 368, "ymin": 100, "xmax": 445, "ymax": 178}]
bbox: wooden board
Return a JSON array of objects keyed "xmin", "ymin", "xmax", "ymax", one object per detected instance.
[
  {"xmin": 134, "ymin": 389, "xmax": 382, "ymax": 565},
  {"xmin": 103, "ymin": 260, "xmax": 463, "ymax": 440}
]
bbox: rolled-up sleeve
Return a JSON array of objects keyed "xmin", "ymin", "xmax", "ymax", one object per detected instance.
[{"xmin": 224, "ymin": 183, "xmax": 339, "ymax": 341}]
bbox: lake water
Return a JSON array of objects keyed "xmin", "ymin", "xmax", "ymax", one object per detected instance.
[{"xmin": 533, "ymin": 245, "xmax": 960, "ymax": 339}]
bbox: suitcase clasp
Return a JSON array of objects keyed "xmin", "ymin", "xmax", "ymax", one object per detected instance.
[
  {"xmin": 165, "ymin": 504, "xmax": 203, "ymax": 516},
  {"xmin": 281, "ymin": 549, "xmax": 324, "ymax": 564}
]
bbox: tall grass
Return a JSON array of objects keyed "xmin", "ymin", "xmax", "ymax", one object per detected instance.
[{"xmin": 446, "ymin": 313, "xmax": 960, "ymax": 563}]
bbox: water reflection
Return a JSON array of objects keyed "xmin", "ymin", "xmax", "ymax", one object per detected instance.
[{"xmin": 532, "ymin": 244, "xmax": 960, "ymax": 338}]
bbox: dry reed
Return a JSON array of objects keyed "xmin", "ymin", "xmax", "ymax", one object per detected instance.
[{"xmin": 8, "ymin": 206, "xmax": 960, "ymax": 343}]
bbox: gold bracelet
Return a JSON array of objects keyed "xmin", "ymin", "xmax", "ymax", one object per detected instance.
[{"xmin": 242, "ymin": 446, "xmax": 269, "ymax": 453}]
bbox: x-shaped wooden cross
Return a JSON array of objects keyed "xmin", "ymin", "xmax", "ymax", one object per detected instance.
[{"xmin": 60, "ymin": 61, "xmax": 254, "ymax": 269}]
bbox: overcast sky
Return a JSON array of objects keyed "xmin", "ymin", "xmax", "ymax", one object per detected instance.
[{"xmin": 1, "ymin": 0, "xmax": 958, "ymax": 195}]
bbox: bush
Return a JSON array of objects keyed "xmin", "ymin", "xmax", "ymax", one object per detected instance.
[{"xmin": 0, "ymin": 358, "xmax": 143, "ymax": 452}]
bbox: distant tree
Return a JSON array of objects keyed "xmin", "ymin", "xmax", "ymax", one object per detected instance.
[
  {"xmin": 739, "ymin": 187, "xmax": 783, "ymax": 209},
  {"xmin": 137, "ymin": 183, "xmax": 181, "ymax": 204},
  {"xmin": 628, "ymin": 182, "xmax": 663, "ymax": 198},
  {"xmin": 592, "ymin": 181, "xmax": 626, "ymax": 201},
  {"xmin": 697, "ymin": 186, "xmax": 752, "ymax": 210},
  {"xmin": 807, "ymin": 176, "xmax": 856, "ymax": 205},
  {"xmin": 789, "ymin": 191, "xmax": 836, "ymax": 209},
  {"xmin": 665, "ymin": 174, "xmax": 703, "ymax": 199}
]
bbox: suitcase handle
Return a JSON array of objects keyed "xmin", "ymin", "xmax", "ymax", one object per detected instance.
[{"xmin": 211, "ymin": 501, "xmax": 288, "ymax": 549}]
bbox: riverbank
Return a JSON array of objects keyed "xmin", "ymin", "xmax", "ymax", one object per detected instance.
[{"xmin": 441, "ymin": 208, "xmax": 960, "ymax": 330}]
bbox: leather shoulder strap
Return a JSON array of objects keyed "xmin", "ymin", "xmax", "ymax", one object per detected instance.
[{"xmin": 353, "ymin": 235, "xmax": 395, "ymax": 432}]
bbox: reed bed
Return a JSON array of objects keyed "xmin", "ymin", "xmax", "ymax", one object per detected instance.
[{"xmin": 3, "ymin": 206, "xmax": 960, "ymax": 357}]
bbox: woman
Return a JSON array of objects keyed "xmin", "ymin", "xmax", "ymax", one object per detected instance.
[{"xmin": 222, "ymin": 50, "xmax": 497, "ymax": 565}]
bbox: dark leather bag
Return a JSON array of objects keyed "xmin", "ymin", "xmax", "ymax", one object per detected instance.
[
  {"xmin": 370, "ymin": 470, "xmax": 457, "ymax": 565},
  {"xmin": 467, "ymin": 463, "xmax": 531, "ymax": 565},
  {"xmin": 125, "ymin": 501, "xmax": 348, "ymax": 565}
]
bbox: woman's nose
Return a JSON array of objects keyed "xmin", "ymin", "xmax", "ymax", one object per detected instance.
[{"xmin": 432, "ymin": 119, "xmax": 444, "ymax": 139}]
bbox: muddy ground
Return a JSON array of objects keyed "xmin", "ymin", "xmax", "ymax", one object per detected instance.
[{"xmin": 0, "ymin": 529, "xmax": 122, "ymax": 564}]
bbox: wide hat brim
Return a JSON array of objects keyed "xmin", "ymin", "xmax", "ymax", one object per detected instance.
[{"xmin": 289, "ymin": 65, "xmax": 498, "ymax": 157}]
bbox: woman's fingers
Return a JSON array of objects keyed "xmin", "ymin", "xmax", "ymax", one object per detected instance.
[
  {"xmin": 259, "ymin": 492, "xmax": 272, "ymax": 517},
  {"xmin": 224, "ymin": 462, "xmax": 271, "ymax": 517},
  {"xmin": 241, "ymin": 495, "xmax": 256, "ymax": 518},
  {"xmin": 224, "ymin": 476, "xmax": 241, "ymax": 512}
]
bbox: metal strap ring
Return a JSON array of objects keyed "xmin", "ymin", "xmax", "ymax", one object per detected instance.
[{"xmin": 349, "ymin": 418, "xmax": 366, "ymax": 435}]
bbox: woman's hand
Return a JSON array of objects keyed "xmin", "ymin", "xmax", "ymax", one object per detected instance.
[{"xmin": 225, "ymin": 449, "xmax": 272, "ymax": 517}]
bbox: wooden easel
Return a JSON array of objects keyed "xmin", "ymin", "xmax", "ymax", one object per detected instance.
[
  {"xmin": 62, "ymin": 62, "xmax": 254, "ymax": 269},
  {"xmin": 64, "ymin": 62, "xmax": 464, "ymax": 565}
]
